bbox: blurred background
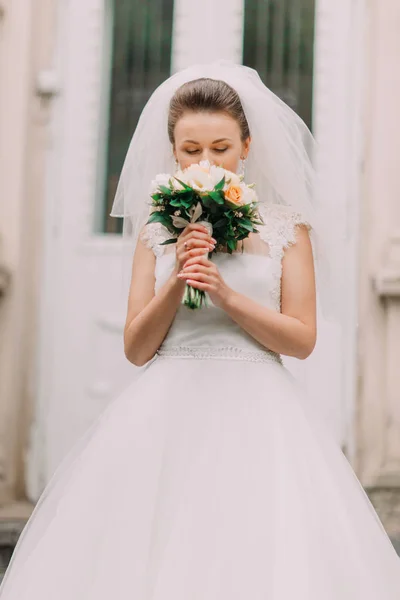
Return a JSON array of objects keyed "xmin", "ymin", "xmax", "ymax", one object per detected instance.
[{"xmin": 1, "ymin": 0, "xmax": 400, "ymax": 576}]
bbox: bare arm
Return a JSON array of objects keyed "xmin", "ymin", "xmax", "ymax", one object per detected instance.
[
  {"xmin": 178, "ymin": 225, "xmax": 317, "ymax": 359},
  {"xmin": 123, "ymin": 239, "xmax": 185, "ymax": 366},
  {"xmin": 124, "ymin": 224, "xmax": 215, "ymax": 366},
  {"xmin": 221, "ymin": 225, "xmax": 316, "ymax": 358}
]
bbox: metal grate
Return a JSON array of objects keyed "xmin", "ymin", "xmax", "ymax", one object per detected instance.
[
  {"xmin": 102, "ymin": 0, "xmax": 174, "ymax": 233},
  {"xmin": 243, "ymin": 0, "xmax": 315, "ymax": 130}
]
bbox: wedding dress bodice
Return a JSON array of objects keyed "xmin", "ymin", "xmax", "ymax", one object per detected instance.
[{"xmin": 141, "ymin": 204, "xmax": 310, "ymax": 364}]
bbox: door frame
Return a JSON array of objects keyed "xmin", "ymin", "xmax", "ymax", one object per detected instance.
[{"xmin": 313, "ymin": 0, "xmax": 367, "ymax": 462}]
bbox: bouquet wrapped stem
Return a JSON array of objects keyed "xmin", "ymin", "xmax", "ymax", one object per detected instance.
[
  {"xmin": 182, "ymin": 276, "xmax": 207, "ymax": 309},
  {"xmin": 147, "ymin": 160, "xmax": 263, "ymax": 309}
]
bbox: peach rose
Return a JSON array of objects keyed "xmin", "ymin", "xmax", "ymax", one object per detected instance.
[{"xmin": 224, "ymin": 185, "xmax": 243, "ymax": 205}]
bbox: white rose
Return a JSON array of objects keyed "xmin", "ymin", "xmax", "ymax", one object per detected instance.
[
  {"xmin": 240, "ymin": 184, "xmax": 258, "ymax": 205},
  {"xmin": 151, "ymin": 173, "xmax": 172, "ymax": 193},
  {"xmin": 183, "ymin": 165, "xmax": 214, "ymax": 191},
  {"xmin": 224, "ymin": 170, "xmax": 241, "ymax": 188},
  {"xmin": 198, "ymin": 159, "xmax": 212, "ymax": 170},
  {"xmin": 172, "ymin": 172, "xmax": 185, "ymax": 190},
  {"xmin": 209, "ymin": 165, "xmax": 226, "ymax": 187}
]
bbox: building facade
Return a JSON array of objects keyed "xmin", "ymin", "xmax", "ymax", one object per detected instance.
[
  {"xmin": 0, "ymin": 0, "xmax": 399, "ymax": 547},
  {"xmin": 0, "ymin": 0, "xmax": 57, "ymax": 507}
]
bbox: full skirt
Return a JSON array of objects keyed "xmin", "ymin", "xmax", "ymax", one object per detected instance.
[{"xmin": 0, "ymin": 357, "xmax": 399, "ymax": 599}]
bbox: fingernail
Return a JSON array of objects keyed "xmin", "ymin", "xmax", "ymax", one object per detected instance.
[{"xmin": 211, "ymin": 238, "xmax": 217, "ymax": 244}]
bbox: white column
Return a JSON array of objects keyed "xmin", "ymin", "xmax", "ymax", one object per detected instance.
[
  {"xmin": 0, "ymin": 0, "xmax": 57, "ymax": 504},
  {"xmin": 0, "ymin": 0, "xmax": 34, "ymax": 504},
  {"xmin": 171, "ymin": 0, "xmax": 244, "ymax": 71}
]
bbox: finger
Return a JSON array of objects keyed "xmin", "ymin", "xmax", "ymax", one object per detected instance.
[
  {"xmin": 179, "ymin": 239, "xmax": 214, "ymax": 252},
  {"xmin": 184, "ymin": 279, "xmax": 211, "ymax": 291},
  {"xmin": 178, "ymin": 248, "xmax": 210, "ymax": 262},
  {"xmin": 177, "ymin": 272, "xmax": 214, "ymax": 284},
  {"xmin": 181, "ymin": 230, "xmax": 215, "ymax": 243},
  {"xmin": 183, "ymin": 223, "xmax": 210, "ymax": 235},
  {"xmin": 183, "ymin": 255, "xmax": 214, "ymax": 268},
  {"xmin": 181, "ymin": 264, "xmax": 211, "ymax": 274}
]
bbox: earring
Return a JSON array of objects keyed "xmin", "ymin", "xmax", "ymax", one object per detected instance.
[
  {"xmin": 174, "ymin": 158, "xmax": 180, "ymax": 172},
  {"xmin": 239, "ymin": 157, "xmax": 246, "ymax": 178}
]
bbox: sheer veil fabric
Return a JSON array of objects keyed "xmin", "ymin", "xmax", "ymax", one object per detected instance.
[{"xmin": 110, "ymin": 59, "xmax": 338, "ymax": 321}]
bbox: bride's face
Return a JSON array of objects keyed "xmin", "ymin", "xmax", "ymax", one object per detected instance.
[{"xmin": 173, "ymin": 111, "xmax": 251, "ymax": 173}]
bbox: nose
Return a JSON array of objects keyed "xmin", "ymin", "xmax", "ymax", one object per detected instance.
[{"xmin": 201, "ymin": 150, "xmax": 214, "ymax": 164}]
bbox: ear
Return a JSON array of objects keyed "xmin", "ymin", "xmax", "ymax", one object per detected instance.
[{"xmin": 242, "ymin": 136, "xmax": 252, "ymax": 159}]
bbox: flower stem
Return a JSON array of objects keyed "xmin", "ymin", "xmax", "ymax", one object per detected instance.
[{"xmin": 182, "ymin": 284, "xmax": 207, "ymax": 309}]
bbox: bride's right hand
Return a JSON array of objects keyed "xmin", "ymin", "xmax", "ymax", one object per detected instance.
[{"xmin": 175, "ymin": 224, "xmax": 216, "ymax": 274}]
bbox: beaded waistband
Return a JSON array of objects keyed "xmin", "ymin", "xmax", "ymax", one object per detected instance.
[{"xmin": 156, "ymin": 346, "xmax": 282, "ymax": 365}]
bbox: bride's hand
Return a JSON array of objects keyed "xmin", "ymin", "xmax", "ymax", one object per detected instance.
[
  {"xmin": 177, "ymin": 255, "xmax": 232, "ymax": 308},
  {"xmin": 175, "ymin": 224, "xmax": 216, "ymax": 273}
]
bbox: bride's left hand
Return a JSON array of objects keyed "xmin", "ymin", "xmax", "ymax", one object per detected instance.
[{"xmin": 177, "ymin": 255, "xmax": 232, "ymax": 308}]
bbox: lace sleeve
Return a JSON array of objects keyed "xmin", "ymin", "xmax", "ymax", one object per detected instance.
[
  {"xmin": 140, "ymin": 223, "xmax": 176, "ymax": 258},
  {"xmin": 257, "ymin": 204, "xmax": 312, "ymax": 310},
  {"xmin": 258, "ymin": 203, "xmax": 312, "ymax": 261}
]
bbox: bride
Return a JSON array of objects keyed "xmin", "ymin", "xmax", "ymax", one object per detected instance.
[{"xmin": 0, "ymin": 60, "xmax": 399, "ymax": 598}]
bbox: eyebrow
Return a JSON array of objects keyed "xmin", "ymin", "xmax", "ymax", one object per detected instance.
[{"xmin": 182, "ymin": 138, "xmax": 232, "ymax": 144}]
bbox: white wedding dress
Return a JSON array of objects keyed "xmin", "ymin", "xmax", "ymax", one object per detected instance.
[{"xmin": 1, "ymin": 204, "xmax": 399, "ymax": 599}]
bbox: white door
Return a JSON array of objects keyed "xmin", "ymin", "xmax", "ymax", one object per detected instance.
[
  {"xmin": 27, "ymin": 0, "xmax": 244, "ymax": 498},
  {"xmin": 29, "ymin": 0, "xmax": 362, "ymax": 498}
]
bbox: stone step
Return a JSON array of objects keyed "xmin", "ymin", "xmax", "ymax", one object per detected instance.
[{"xmin": 0, "ymin": 502, "xmax": 33, "ymax": 584}]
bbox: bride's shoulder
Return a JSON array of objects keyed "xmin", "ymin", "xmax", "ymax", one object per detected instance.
[
  {"xmin": 140, "ymin": 222, "xmax": 172, "ymax": 257},
  {"xmin": 257, "ymin": 203, "xmax": 312, "ymax": 257}
]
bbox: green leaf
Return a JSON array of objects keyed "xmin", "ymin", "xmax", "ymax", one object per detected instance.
[
  {"xmin": 213, "ymin": 218, "xmax": 228, "ymax": 229},
  {"xmin": 201, "ymin": 195, "xmax": 213, "ymax": 208},
  {"xmin": 214, "ymin": 176, "xmax": 225, "ymax": 191},
  {"xmin": 181, "ymin": 199, "xmax": 194, "ymax": 208},
  {"xmin": 224, "ymin": 199, "xmax": 242, "ymax": 210},
  {"xmin": 147, "ymin": 212, "xmax": 169, "ymax": 227},
  {"xmin": 173, "ymin": 177, "xmax": 192, "ymax": 191},
  {"xmin": 227, "ymin": 239, "xmax": 236, "ymax": 252},
  {"xmin": 160, "ymin": 238, "xmax": 177, "ymax": 246},
  {"xmin": 158, "ymin": 185, "xmax": 173, "ymax": 195},
  {"xmin": 208, "ymin": 191, "xmax": 224, "ymax": 204},
  {"xmin": 170, "ymin": 198, "xmax": 185, "ymax": 207},
  {"xmin": 238, "ymin": 219, "xmax": 256, "ymax": 232},
  {"xmin": 147, "ymin": 211, "xmax": 163, "ymax": 223},
  {"xmin": 176, "ymin": 190, "xmax": 194, "ymax": 200}
]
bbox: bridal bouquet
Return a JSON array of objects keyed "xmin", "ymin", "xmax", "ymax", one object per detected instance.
[{"xmin": 147, "ymin": 160, "xmax": 263, "ymax": 309}]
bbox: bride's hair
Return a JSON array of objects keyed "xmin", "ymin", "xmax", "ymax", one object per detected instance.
[{"xmin": 167, "ymin": 78, "xmax": 251, "ymax": 145}]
